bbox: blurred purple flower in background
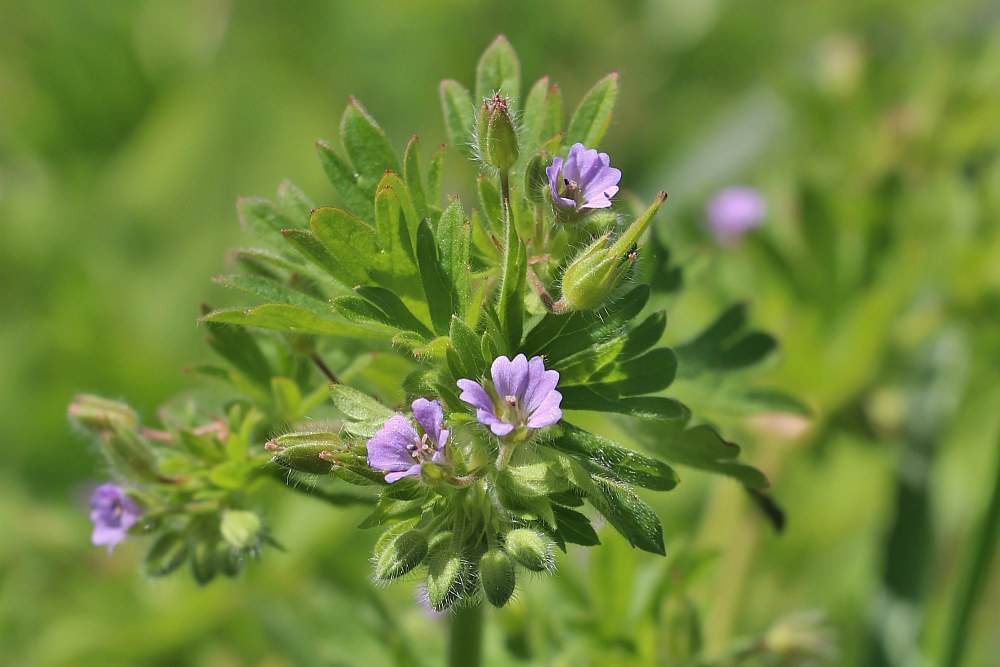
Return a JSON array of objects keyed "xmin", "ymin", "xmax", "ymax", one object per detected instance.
[
  {"xmin": 547, "ymin": 143, "xmax": 622, "ymax": 211},
  {"xmin": 90, "ymin": 483, "xmax": 142, "ymax": 553},
  {"xmin": 706, "ymin": 186, "xmax": 766, "ymax": 245},
  {"xmin": 367, "ymin": 398, "xmax": 449, "ymax": 483},
  {"xmin": 458, "ymin": 354, "xmax": 562, "ymax": 437}
]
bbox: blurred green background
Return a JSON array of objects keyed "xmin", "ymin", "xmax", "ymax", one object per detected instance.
[{"xmin": 2, "ymin": 0, "xmax": 999, "ymax": 665}]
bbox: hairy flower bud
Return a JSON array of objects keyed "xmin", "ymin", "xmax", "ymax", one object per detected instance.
[
  {"xmin": 477, "ymin": 93, "xmax": 519, "ymax": 170},
  {"xmin": 220, "ymin": 509, "xmax": 262, "ymax": 551},
  {"xmin": 373, "ymin": 529, "xmax": 429, "ymax": 583},
  {"xmin": 68, "ymin": 394, "xmax": 138, "ymax": 433},
  {"xmin": 559, "ymin": 192, "xmax": 667, "ymax": 311},
  {"xmin": 479, "ymin": 548, "xmax": 516, "ymax": 607},
  {"xmin": 504, "ymin": 528, "xmax": 554, "ymax": 572},
  {"xmin": 425, "ymin": 547, "xmax": 464, "ymax": 611},
  {"xmin": 267, "ymin": 431, "xmax": 345, "ymax": 475}
]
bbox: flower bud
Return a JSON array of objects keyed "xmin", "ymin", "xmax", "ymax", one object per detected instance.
[
  {"xmin": 68, "ymin": 394, "xmax": 138, "ymax": 433},
  {"xmin": 190, "ymin": 540, "xmax": 218, "ymax": 585},
  {"xmin": 145, "ymin": 531, "xmax": 189, "ymax": 577},
  {"xmin": 559, "ymin": 192, "xmax": 666, "ymax": 311},
  {"xmin": 425, "ymin": 547, "xmax": 464, "ymax": 611},
  {"xmin": 373, "ymin": 529, "xmax": 429, "ymax": 583},
  {"xmin": 220, "ymin": 509, "xmax": 262, "ymax": 551},
  {"xmin": 504, "ymin": 528, "xmax": 554, "ymax": 572},
  {"xmin": 524, "ymin": 154, "xmax": 549, "ymax": 204},
  {"xmin": 267, "ymin": 431, "xmax": 345, "ymax": 475},
  {"xmin": 479, "ymin": 549, "xmax": 516, "ymax": 607},
  {"xmin": 477, "ymin": 93, "xmax": 519, "ymax": 171}
]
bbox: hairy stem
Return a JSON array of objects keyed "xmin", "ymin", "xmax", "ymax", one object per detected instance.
[
  {"xmin": 448, "ymin": 603, "xmax": 484, "ymax": 667},
  {"xmin": 310, "ymin": 353, "xmax": 341, "ymax": 384}
]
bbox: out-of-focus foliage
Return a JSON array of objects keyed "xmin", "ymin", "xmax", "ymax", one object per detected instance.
[{"xmin": 1, "ymin": 0, "xmax": 998, "ymax": 666}]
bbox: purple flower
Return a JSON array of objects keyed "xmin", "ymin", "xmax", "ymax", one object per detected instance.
[
  {"xmin": 706, "ymin": 186, "xmax": 766, "ymax": 245},
  {"xmin": 547, "ymin": 143, "xmax": 622, "ymax": 211},
  {"xmin": 367, "ymin": 398, "xmax": 449, "ymax": 483},
  {"xmin": 457, "ymin": 354, "xmax": 563, "ymax": 437},
  {"xmin": 90, "ymin": 483, "xmax": 142, "ymax": 553}
]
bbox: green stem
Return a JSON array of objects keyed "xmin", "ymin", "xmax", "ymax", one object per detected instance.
[
  {"xmin": 448, "ymin": 603, "xmax": 484, "ymax": 667},
  {"xmin": 940, "ymin": 432, "xmax": 1000, "ymax": 667}
]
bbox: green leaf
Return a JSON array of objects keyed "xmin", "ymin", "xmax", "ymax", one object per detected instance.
[
  {"xmin": 403, "ymin": 135, "xmax": 428, "ymax": 218},
  {"xmin": 436, "ymin": 199, "xmax": 472, "ymax": 315},
  {"xmin": 636, "ymin": 408, "xmax": 770, "ymax": 489},
  {"xmin": 357, "ymin": 497, "xmax": 426, "ymax": 529},
  {"xmin": 213, "ymin": 274, "xmax": 334, "ymax": 318},
  {"xmin": 439, "ymin": 79, "xmax": 475, "ymax": 152},
  {"xmin": 309, "ymin": 207, "xmax": 378, "ymax": 286},
  {"xmin": 588, "ymin": 476, "xmax": 665, "ymax": 555},
  {"xmin": 521, "ymin": 76, "xmax": 552, "ymax": 153},
  {"xmin": 447, "ymin": 315, "xmax": 485, "ymax": 381},
  {"xmin": 145, "ymin": 531, "xmax": 189, "ymax": 577},
  {"xmin": 332, "ymin": 295, "xmax": 402, "ymax": 335},
  {"xmin": 416, "ymin": 220, "xmax": 456, "ymax": 335},
  {"xmin": 497, "ymin": 211, "xmax": 527, "ymax": 353},
  {"xmin": 270, "ymin": 376, "xmax": 303, "ymax": 417},
  {"xmin": 595, "ymin": 348, "xmax": 678, "ymax": 396},
  {"xmin": 276, "ymin": 180, "xmax": 314, "ymax": 225},
  {"xmin": 674, "ymin": 304, "xmax": 777, "ymax": 377},
  {"xmin": 564, "ymin": 72, "xmax": 619, "ymax": 149},
  {"xmin": 553, "ymin": 505, "xmax": 600, "ymax": 547},
  {"xmin": 620, "ymin": 312, "xmax": 667, "ymax": 360},
  {"xmin": 477, "ymin": 175, "xmax": 502, "ymax": 232},
  {"xmin": 201, "ymin": 304, "xmax": 372, "ymax": 338},
  {"xmin": 201, "ymin": 315, "xmax": 273, "ymax": 389},
  {"xmin": 373, "ymin": 181, "xmax": 419, "ymax": 285},
  {"xmin": 237, "ymin": 197, "xmax": 291, "ymax": 247},
  {"xmin": 340, "ymin": 97, "xmax": 400, "ymax": 199},
  {"xmin": 280, "ymin": 229, "xmax": 353, "ymax": 287},
  {"xmin": 427, "ymin": 143, "xmax": 446, "ymax": 206},
  {"xmin": 355, "ymin": 286, "xmax": 433, "ymax": 338},
  {"xmin": 329, "ymin": 384, "xmax": 394, "ymax": 423},
  {"xmin": 316, "ymin": 140, "xmax": 374, "ymax": 219},
  {"xmin": 547, "ymin": 423, "xmax": 679, "ymax": 491},
  {"xmin": 475, "ymin": 34, "xmax": 521, "ymax": 103},
  {"xmin": 559, "ymin": 386, "xmax": 684, "ymax": 420}
]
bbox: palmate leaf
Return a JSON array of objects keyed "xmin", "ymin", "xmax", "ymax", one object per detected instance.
[
  {"xmin": 674, "ymin": 303, "xmax": 777, "ymax": 378},
  {"xmin": 635, "ymin": 404, "xmax": 770, "ymax": 490},
  {"xmin": 546, "ymin": 423, "xmax": 679, "ymax": 492}
]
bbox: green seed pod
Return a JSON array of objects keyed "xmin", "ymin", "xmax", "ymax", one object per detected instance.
[
  {"xmin": 99, "ymin": 427, "xmax": 159, "ymax": 482},
  {"xmin": 145, "ymin": 531, "xmax": 189, "ymax": 577},
  {"xmin": 373, "ymin": 529, "xmax": 429, "ymax": 583},
  {"xmin": 190, "ymin": 539, "xmax": 219, "ymax": 585},
  {"xmin": 425, "ymin": 547, "xmax": 464, "ymax": 611},
  {"xmin": 504, "ymin": 528, "xmax": 554, "ymax": 572},
  {"xmin": 479, "ymin": 549, "xmax": 516, "ymax": 607},
  {"xmin": 559, "ymin": 192, "xmax": 667, "ymax": 311},
  {"xmin": 524, "ymin": 154, "xmax": 549, "ymax": 204}
]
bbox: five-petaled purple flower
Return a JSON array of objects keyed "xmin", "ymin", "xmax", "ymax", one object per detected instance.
[
  {"xmin": 90, "ymin": 483, "xmax": 142, "ymax": 553},
  {"xmin": 547, "ymin": 143, "xmax": 622, "ymax": 211},
  {"xmin": 367, "ymin": 398, "xmax": 449, "ymax": 483},
  {"xmin": 457, "ymin": 354, "xmax": 563, "ymax": 437},
  {"xmin": 706, "ymin": 186, "xmax": 766, "ymax": 246}
]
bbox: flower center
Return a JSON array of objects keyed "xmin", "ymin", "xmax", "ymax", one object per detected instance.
[
  {"xmin": 406, "ymin": 432, "xmax": 434, "ymax": 461},
  {"xmin": 499, "ymin": 394, "xmax": 527, "ymax": 427},
  {"xmin": 562, "ymin": 177, "xmax": 580, "ymax": 202}
]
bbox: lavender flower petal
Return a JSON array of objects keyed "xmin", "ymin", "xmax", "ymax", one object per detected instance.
[
  {"xmin": 458, "ymin": 354, "xmax": 563, "ymax": 436},
  {"xmin": 457, "ymin": 379, "xmax": 494, "ymax": 413},
  {"xmin": 706, "ymin": 186, "xmax": 766, "ymax": 245},
  {"xmin": 525, "ymin": 390, "xmax": 563, "ymax": 429},
  {"xmin": 548, "ymin": 143, "xmax": 622, "ymax": 211},
  {"xmin": 412, "ymin": 398, "xmax": 444, "ymax": 443},
  {"xmin": 89, "ymin": 483, "xmax": 141, "ymax": 553}
]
